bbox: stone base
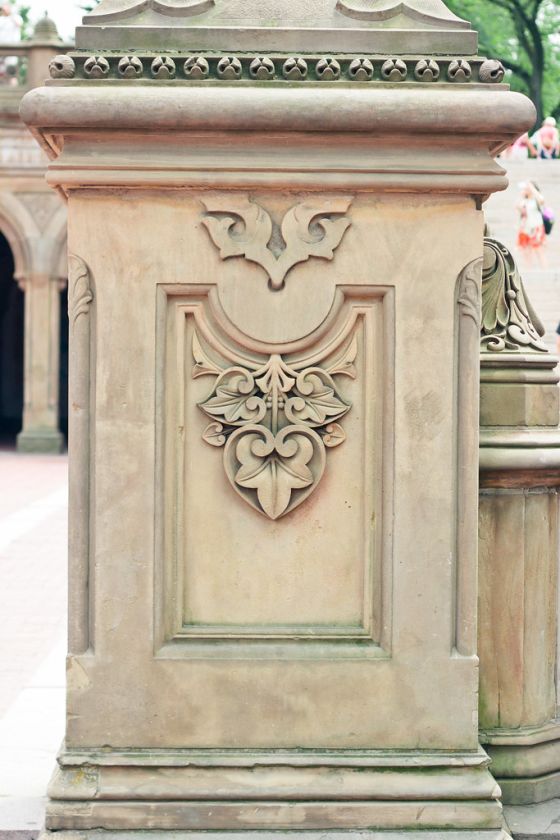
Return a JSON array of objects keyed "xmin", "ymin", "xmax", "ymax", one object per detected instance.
[
  {"xmin": 43, "ymin": 748, "xmax": 508, "ymax": 837},
  {"xmin": 16, "ymin": 429, "xmax": 64, "ymax": 454},
  {"xmin": 39, "ymin": 832, "xmax": 513, "ymax": 840},
  {"xmin": 485, "ymin": 723, "xmax": 560, "ymax": 805}
]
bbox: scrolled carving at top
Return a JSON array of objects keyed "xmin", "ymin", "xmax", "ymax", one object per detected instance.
[
  {"xmin": 336, "ymin": 0, "xmax": 470, "ymax": 26},
  {"xmin": 85, "ymin": 0, "xmax": 213, "ymax": 22},
  {"xmin": 201, "ymin": 195, "xmax": 353, "ymax": 291},
  {"xmin": 68, "ymin": 255, "xmax": 93, "ymax": 324},
  {"xmin": 458, "ymin": 257, "xmax": 482, "ymax": 327},
  {"xmin": 481, "ymin": 237, "xmax": 547, "ymax": 353}
]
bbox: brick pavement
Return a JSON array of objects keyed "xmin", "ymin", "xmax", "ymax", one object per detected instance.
[{"xmin": 0, "ymin": 452, "xmax": 67, "ymax": 832}]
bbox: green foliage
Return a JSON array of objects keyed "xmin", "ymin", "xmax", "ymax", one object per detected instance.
[{"xmin": 446, "ymin": 0, "xmax": 560, "ymax": 125}]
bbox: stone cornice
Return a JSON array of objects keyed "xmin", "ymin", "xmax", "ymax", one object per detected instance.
[
  {"xmin": 21, "ymin": 85, "xmax": 534, "ymax": 137},
  {"xmin": 19, "ymin": 85, "xmax": 535, "ymax": 196}
]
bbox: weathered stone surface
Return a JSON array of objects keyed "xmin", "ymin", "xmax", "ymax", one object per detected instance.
[
  {"xmin": 20, "ymin": 2, "xmax": 536, "ymax": 838},
  {"xmin": 75, "ymin": 0, "xmax": 477, "ymax": 53}
]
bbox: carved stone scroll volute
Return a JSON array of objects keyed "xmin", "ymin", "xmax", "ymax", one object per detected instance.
[
  {"xmin": 194, "ymin": 331, "xmax": 358, "ymax": 519},
  {"xmin": 201, "ymin": 195, "xmax": 353, "ymax": 291},
  {"xmin": 481, "ymin": 237, "xmax": 547, "ymax": 353}
]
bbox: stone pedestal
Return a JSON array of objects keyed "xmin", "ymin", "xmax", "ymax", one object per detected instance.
[
  {"xmin": 478, "ymin": 238, "xmax": 560, "ymax": 805},
  {"xmin": 21, "ymin": 2, "xmax": 534, "ymax": 837}
]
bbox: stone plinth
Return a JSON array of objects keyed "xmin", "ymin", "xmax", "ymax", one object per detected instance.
[
  {"xmin": 21, "ymin": 2, "xmax": 534, "ymax": 838},
  {"xmin": 478, "ymin": 238, "xmax": 560, "ymax": 806}
]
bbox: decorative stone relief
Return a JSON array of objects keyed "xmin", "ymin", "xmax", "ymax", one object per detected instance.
[
  {"xmin": 479, "ymin": 59, "xmax": 505, "ymax": 83},
  {"xmin": 481, "ymin": 237, "xmax": 547, "ymax": 352},
  {"xmin": 52, "ymin": 53, "xmax": 506, "ymax": 86},
  {"xmin": 201, "ymin": 196, "xmax": 353, "ymax": 291},
  {"xmin": 336, "ymin": 0, "xmax": 468, "ymax": 25},
  {"xmin": 194, "ymin": 329, "xmax": 358, "ymax": 519},
  {"xmin": 458, "ymin": 258, "xmax": 482, "ymax": 327},
  {"xmin": 68, "ymin": 254, "xmax": 94, "ymax": 323},
  {"xmin": 49, "ymin": 54, "xmax": 75, "ymax": 79},
  {"xmin": 86, "ymin": 0, "xmax": 213, "ymax": 22}
]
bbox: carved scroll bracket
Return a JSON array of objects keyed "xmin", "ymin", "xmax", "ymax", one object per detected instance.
[
  {"xmin": 68, "ymin": 254, "xmax": 94, "ymax": 324},
  {"xmin": 194, "ymin": 330, "xmax": 358, "ymax": 519},
  {"xmin": 336, "ymin": 0, "xmax": 469, "ymax": 25},
  {"xmin": 481, "ymin": 238, "xmax": 547, "ymax": 353},
  {"xmin": 201, "ymin": 195, "xmax": 353, "ymax": 291}
]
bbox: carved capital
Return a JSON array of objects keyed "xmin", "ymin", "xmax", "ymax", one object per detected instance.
[
  {"xmin": 201, "ymin": 195, "xmax": 353, "ymax": 291},
  {"xmin": 481, "ymin": 238, "xmax": 547, "ymax": 353}
]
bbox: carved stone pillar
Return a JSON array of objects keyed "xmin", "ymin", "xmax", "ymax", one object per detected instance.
[
  {"xmin": 21, "ymin": 2, "xmax": 533, "ymax": 838},
  {"xmin": 16, "ymin": 272, "xmax": 64, "ymax": 453},
  {"xmin": 479, "ymin": 237, "xmax": 560, "ymax": 805}
]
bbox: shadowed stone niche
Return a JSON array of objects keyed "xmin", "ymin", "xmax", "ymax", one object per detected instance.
[{"xmin": 20, "ymin": 2, "xmax": 534, "ymax": 839}]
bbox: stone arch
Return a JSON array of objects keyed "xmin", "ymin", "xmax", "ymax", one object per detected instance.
[
  {"xmin": 45, "ymin": 203, "xmax": 68, "ymax": 283},
  {"xmin": 0, "ymin": 195, "xmax": 33, "ymax": 282}
]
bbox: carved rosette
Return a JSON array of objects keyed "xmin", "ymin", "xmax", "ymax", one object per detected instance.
[
  {"xmin": 201, "ymin": 196, "xmax": 353, "ymax": 290},
  {"xmin": 194, "ymin": 332, "xmax": 358, "ymax": 520},
  {"xmin": 481, "ymin": 238, "xmax": 547, "ymax": 353}
]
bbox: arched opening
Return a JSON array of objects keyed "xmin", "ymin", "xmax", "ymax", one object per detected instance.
[{"xmin": 0, "ymin": 232, "xmax": 23, "ymax": 447}]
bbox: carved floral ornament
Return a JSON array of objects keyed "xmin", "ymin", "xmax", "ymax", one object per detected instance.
[
  {"xmin": 201, "ymin": 195, "xmax": 353, "ymax": 291},
  {"xmin": 481, "ymin": 237, "xmax": 547, "ymax": 353},
  {"xmin": 50, "ymin": 53, "xmax": 505, "ymax": 85},
  {"xmin": 193, "ymin": 331, "xmax": 358, "ymax": 520}
]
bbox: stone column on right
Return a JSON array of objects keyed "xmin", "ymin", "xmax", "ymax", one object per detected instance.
[{"xmin": 479, "ymin": 235, "xmax": 560, "ymax": 805}]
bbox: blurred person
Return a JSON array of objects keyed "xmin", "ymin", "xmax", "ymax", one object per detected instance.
[
  {"xmin": 529, "ymin": 117, "xmax": 560, "ymax": 159},
  {"xmin": 517, "ymin": 181, "xmax": 547, "ymax": 266},
  {"xmin": 503, "ymin": 133, "xmax": 530, "ymax": 160}
]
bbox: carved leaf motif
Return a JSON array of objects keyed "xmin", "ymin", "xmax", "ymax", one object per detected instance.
[
  {"xmin": 481, "ymin": 238, "xmax": 547, "ymax": 353},
  {"xmin": 68, "ymin": 255, "xmax": 93, "ymax": 324},
  {"xmin": 327, "ymin": 334, "xmax": 359, "ymax": 378},
  {"xmin": 201, "ymin": 197, "xmax": 272, "ymax": 261},
  {"xmin": 192, "ymin": 332, "xmax": 221, "ymax": 378},
  {"xmin": 322, "ymin": 423, "xmax": 346, "ymax": 448},
  {"xmin": 202, "ymin": 422, "xmax": 227, "ymax": 447},
  {"xmin": 227, "ymin": 426, "xmax": 321, "ymax": 520},
  {"xmin": 458, "ymin": 260, "xmax": 482, "ymax": 327},
  {"xmin": 200, "ymin": 369, "xmax": 265, "ymax": 425},
  {"xmin": 201, "ymin": 195, "xmax": 353, "ymax": 291},
  {"xmin": 287, "ymin": 371, "xmax": 350, "ymax": 426}
]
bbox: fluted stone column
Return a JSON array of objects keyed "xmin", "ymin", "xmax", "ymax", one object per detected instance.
[
  {"xmin": 16, "ymin": 272, "xmax": 64, "ymax": 453},
  {"xmin": 21, "ymin": 2, "xmax": 533, "ymax": 838},
  {"xmin": 479, "ymin": 237, "xmax": 560, "ymax": 805}
]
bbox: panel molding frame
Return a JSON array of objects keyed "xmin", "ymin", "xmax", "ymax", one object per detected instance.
[{"xmin": 154, "ymin": 282, "xmax": 394, "ymax": 661}]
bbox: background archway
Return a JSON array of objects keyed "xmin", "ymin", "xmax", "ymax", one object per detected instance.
[{"xmin": 0, "ymin": 233, "xmax": 23, "ymax": 446}]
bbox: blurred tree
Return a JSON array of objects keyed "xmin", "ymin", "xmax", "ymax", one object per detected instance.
[
  {"xmin": 446, "ymin": 0, "xmax": 560, "ymax": 125},
  {"xmin": 7, "ymin": 0, "xmax": 31, "ymax": 40}
]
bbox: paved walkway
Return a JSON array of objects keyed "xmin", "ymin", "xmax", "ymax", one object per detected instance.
[{"xmin": 0, "ymin": 452, "xmax": 67, "ymax": 832}]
